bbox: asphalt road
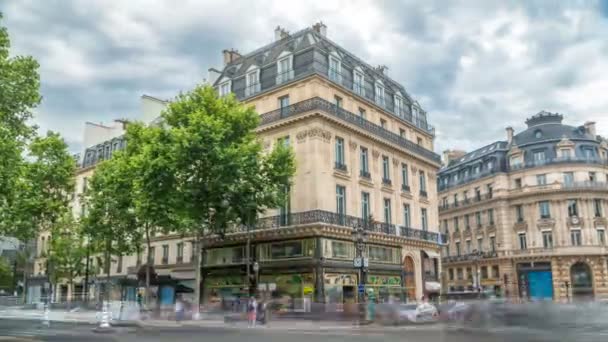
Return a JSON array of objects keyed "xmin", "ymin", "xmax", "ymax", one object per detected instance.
[{"xmin": 0, "ymin": 318, "xmax": 602, "ymax": 342}]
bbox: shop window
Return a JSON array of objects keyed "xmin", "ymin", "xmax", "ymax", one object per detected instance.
[
  {"xmin": 457, "ymin": 268, "xmax": 463, "ymax": 280},
  {"xmin": 205, "ymin": 246, "xmax": 245, "ymax": 266},
  {"xmin": 492, "ymin": 266, "xmax": 499, "ymax": 279},
  {"xmin": 322, "ymin": 239, "xmax": 355, "ymax": 259},
  {"xmin": 258, "ymin": 239, "xmax": 315, "ymax": 261},
  {"xmin": 367, "ymin": 245, "xmax": 400, "ymax": 263},
  {"xmin": 481, "ymin": 266, "xmax": 488, "ymax": 279}
]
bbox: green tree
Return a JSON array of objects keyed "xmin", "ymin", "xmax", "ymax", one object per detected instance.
[
  {"xmin": 163, "ymin": 85, "xmax": 295, "ymax": 317},
  {"xmin": 82, "ymin": 151, "xmax": 137, "ymax": 302},
  {"xmin": 0, "ymin": 12, "xmax": 42, "ymax": 236},
  {"xmin": 48, "ymin": 214, "xmax": 87, "ymax": 308},
  {"xmin": 0, "ymin": 257, "xmax": 13, "ymax": 293},
  {"xmin": 8, "ymin": 132, "xmax": 77, "ymax": 242},
  {"xmin": 120, "ymin": 122, "xmax": 179, "ymax": 307}
]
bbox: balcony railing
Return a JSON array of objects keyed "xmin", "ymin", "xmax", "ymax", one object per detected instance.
[
  {"xmin": 225, "ymin": 210, "xmax": 444, "ymax": 244},
  {"xmin": 443, "ymin": 251, "xmax": 498, "ymax": 263},
  {"xmin": 334, "ymin": 162, "xmax": 347, "ymax": 172},
  {"xmin": 360, "ymin": 170, "xmax": 371, "ymax": 179},
  {"xmin": 402, "ymin": 184, "xmax": 411, "ymax": 192},
  {"xmin": 258, "ymin": 97, "xmax": 441, "ymax": 164},
  {"xmin": 439, "ymin": 193, "xmax": 494, "ymax": 212},
  {"xmin": 420, "ymin": 190, "xmax": 428, "ymax": 198},
  {"xmin": 508, "ymin": 156, "xmax": 608, "ymax": 172},
  {"xmin": 382, "ymin": 178, "xmax": 392, "ymax": 186}
]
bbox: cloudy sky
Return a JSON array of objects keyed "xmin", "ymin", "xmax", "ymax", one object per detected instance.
[{"xmin": 2, "ymin": 0, "xmax": 608, "ymax": 154}]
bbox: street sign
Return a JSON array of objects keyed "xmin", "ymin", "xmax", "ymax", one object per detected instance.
[
  {"xmin": 353, "ymin": 257, "xmax": 362, "ymax": 267},
  {"xmin": 363, "ymin": 257, "xmax": 369, "ymax": 268},
  {"xmin": 358, "ymin": 284, "xmax": 365, "ymax": 293},
  {"xmin": 303, "ymin": 286, "xmax": 314, "ymax": 295}
]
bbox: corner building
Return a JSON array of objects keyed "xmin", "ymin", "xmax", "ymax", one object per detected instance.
[
  {"xmin": 439, "ymin": 112, "xmax": 608, "ymax": 302},
  {"xmin": 30, "ymin": 24, "xmax": 445, "ymax": 308}
]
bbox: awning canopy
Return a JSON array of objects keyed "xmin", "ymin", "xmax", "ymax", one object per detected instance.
[{"xmin": 423, "ymin": 249, "xmax": 441, "ymax": 259}]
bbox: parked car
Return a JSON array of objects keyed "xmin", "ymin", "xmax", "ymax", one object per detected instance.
[
  {"xmin": 438, "ymin": 301, "xmax": 473, "ymax": 322},
  {"xmin": 376, "ymin": 303, "xmax": 438, "ymax": 324}
]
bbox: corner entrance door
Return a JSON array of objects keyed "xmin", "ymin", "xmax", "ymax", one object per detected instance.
[{"xmin": 527, "ymin": 271, "xmax": 553, "ymax": 300}]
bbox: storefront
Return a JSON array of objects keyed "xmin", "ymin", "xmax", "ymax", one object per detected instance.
[
  {"xmin": 517, "ymin": 262, "xmax": 553, "ymax": 301},
  {"xmin": 203, "ymin": 275, "xmax": 247, "ymax": 310},
  {"xmin": 323, "ymin": 273, "xmax": 358, "ymax": 305},
  {"xmin": 366, "ymin": 274, "xmax": 403, "ymax": 303},
  {"xmin": 259, "ymin": 273, "xmax": 315, "ymax": 311}
]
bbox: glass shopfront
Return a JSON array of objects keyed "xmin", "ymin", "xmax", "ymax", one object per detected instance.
[
  {"xmin": 366, "ymin": 274, "xmax": 404, "ymax": 303},
  {"xmin": 324, "ymin": 273, "xmax": 358, "ymax": 305},
  {"xmin": 257, "ymin": 239, "xmax": 316, "ymax": 261},
  {"xmin": 203, "ymin": 275, "xmax": 247, "ymax": 310},
  {"xmin": 259, "ymin": 273, "xmax": 314, "ymax": 311}
]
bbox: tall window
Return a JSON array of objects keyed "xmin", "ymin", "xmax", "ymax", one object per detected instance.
[
  {"xmin": 475, "ymin": 188, "xmax": 481, "ymax": 201},
  {"xmin": 177, "ymin": 242, "xmax": 184, "ymax": 264},
  {"xmin": 394, "ymin": 95, "xmax": 403, "ymax": 116},
  {"xmin": 563, "ymin": 172, "xmax": 574, "ymax": 185},
  {"xmin": 594, "ymin": 199, "xmax": 603, "ymax": 217},
  {"xmin": 334, "ymin": 95, "xmax": 343, "ymax": 108},
  {"xmin": 466, "ymin": 240, "xmax": 472, "ymax": 254},
  {"xmin": 383, "ymin": 198, "xmax": 392, "ymax": 224},
  {"xmin": 488, "ymin": 209, "xmax": 495, "ymax": 225},
  {"xmin": 571, "ymin": 229, "xmax": 582, "ymax": 246},
  {"xmin": 443, "ymin": 219, "xmax": 449, "ymax": 232},
  {"xmin": 382, "ymin": 156, "xmax": 390, "ymax": 182},
  {"xmin": 455, "ymin": 242, "xmax": 461, "ymax": 256},
  {"xmin": 360, "ymin": 147, "xmax": 369, "ymax": 177},
  {"xmin": 116, "ymin": 255, "xmax": 123, "ymax": 273},
  {"xmin": 421, "ymin": 208, "xmax": 428, "ymax": 231},
  {"xmin": 279, "ymin": 185, "xmax": 291, "ymax": 226},
  {"xmin": 598, "ymin": 229, "xmax": 606, "ymax": 245},
  {"xmin": 533, "ymin": 150, "xmax": 546, "ymax": 164},
  {"xmin": 219, "ymin": 81, "xmax": 231, "ymax": 96},
  {"xmin": 361, "ymin": 192, "xmax": 370, "ymax": 220},
  {"xmin": 464, "ymin": 214, "xmax": 470, "ymax": 229},
  {"xmin": 561, "ymin": 149, "xmax": 572, "ymax": 159},
  {"xmin": 419, "ymin": 171, "xmax": 427, "ymax": 195},
  {"xmin": 515, "ymin": 205, "xmax": 524, "ymax": 222},
  {"xmin": 453, "ymin": 217, "xmax": 459, "ymax": 232},
  {"xmin": 245, "ymin": 70, "xmax": 260, "ymax": 96},
  {"xmin": 359, "ymin": 107, "xmax": 366, "ymax": 120},
  {"xmin": 542, "ymin": 231, "xmax": 553, "ymax": 249},
  {"xmin": 149, "ymin": 246, "xmax": 155, "ymax": 265},
  {"xmin": 453, "ymin": 194, "xmax": 458, "ymax": 206},
  {"xmin": 399, "ymin": 128, "xmax": 406, "ymax": 138},
  {"xmin": 477, "ymin": 237, "xmax": 483, "ymax": 251},
  {"xmin": 277, "ymin": 55, "xmax": 293, "ymax": 84},
  {"xmin": 475, "ymin": 211, "xmax": 482, "ymax": 228},
  {"xmin": 335, "ymin": 137, "xmax": 345, "ymax": 169},
  {"xmin": 536, "ymin": 174, "xmax": 547, "ymax": 185},
  {"xmin": 567, "ymin": 199, "xmax": 578, "ymax": 217},
  {"xmin": 403, "ymin": 204, "xmax": 411, "ymax": 227},
  {"xmin": 583, "ymin": 147, "xmax": 594, "ymax": 159},
  {"xmin": 518, "ymin": 233, "xmax": 527, "ymax": 250},
  {"xmin": 489, "ymin": 236, "xmax": 496, "ymax": 252},
  {"xmin": 278, "ymin": 95, "xmax": 290, "ymax": 115},
  {"xmin": 487, "ymin": 184, "xmax": 493, "ymax": 199},
  {"xmin": 162, "ymin": 244, "xmax": 169, "ymax": 264},
  {"xmin": 336, "ymin": 186, "xmax": 346, "ymax": 224},
  {"xmin": 539, "ymin": 201, "xmax": 551, "ymax": 219},
  {"xmin": 375, "ymin": 83, "xmax": 385, "ymax": 107},
  {"xmin": 329, "ymin": 56, "xmax": 341, "ymax": 83},
  {"xmin": 353, "ymin": 70, "xmax": 365, "ymax": 96},
  {"xmin": 401, "ymin": 163, "xmax": 409, "ymax": 191},
  {"xmin": 380, "ymin": 119, "xmax": 387, "ymax": 128}
]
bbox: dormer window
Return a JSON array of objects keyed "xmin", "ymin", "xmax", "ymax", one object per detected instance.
[
  {"xmin": 329, "ymin": 53, "xmax": 342, "ymax": 84},
  {"xmin": 219, "ymin": 81, "xmax": 231, "ymax": 97},
  {"xmin": 534, "ymin": 130, "xmax": 543, "ymax": 139},
  {"xmin": 276, "ymin": 53, "xmax": 294, "ymax": 85},
  {"xmin": 353, "ymin": 68, "xmax": 365, "ymax": 96},
  {"xmin": 394, "ymin": 94, "xmax": 403, "ymax": 117},
  {"xmin": 375, "ymin": 81, "xmax": 385, "ymax": 107},
  {"xmin": 245, "ymin": 68, "xmax": 260, "ymax": 97}
]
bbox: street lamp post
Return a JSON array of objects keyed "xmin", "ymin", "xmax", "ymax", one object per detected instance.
[
  {"xmin": 252, "ymin": 262, "xmax": 260, "ymax": 297},
  {"xmin": 471, "ymin": 249, "xmax": 483, "ymax": 296},
  {"xmin": 352, "ymin": 224, "xmax": 368, "ymax": 303}
]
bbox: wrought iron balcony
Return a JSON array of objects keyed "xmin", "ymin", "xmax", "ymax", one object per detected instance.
[
  {"xmin": 402, "ymin": 184, "xmax": 411, "ymax": 192},
  {"xmin": 420, "ymin": 190, "xmax": 428, "ymax": 198},
  {"xmin": 334, "ymin": 162, "xmax": 347, "ymax": 172},
  {"xmin": 382, "ymin": 178, "xmax": 392, "ymax": 186},
  {"xmin": 227, "ymin": 210, "xmax": 443, "ymax": 244},
  {"xmin": 360, "ymin": 170, "xmax": 371, "ymax": 179},
  {"xmin": 259, "ymin": 97, "xmax": 441, "ymax": 164},
  {"xmin": 443, "ymin": 251, "xmax": 498, "ymax": 263}
]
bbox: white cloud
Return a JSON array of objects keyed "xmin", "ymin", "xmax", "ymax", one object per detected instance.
[{"xmin": 2, "ymin": 0, "xmax": 607, "ymax": 155}]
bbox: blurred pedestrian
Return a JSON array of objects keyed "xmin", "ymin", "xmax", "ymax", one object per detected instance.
[
  {"xmin": 247, "ymin": 296, "xmax": 257, "ymax": 327},
  {"xmin": 175, "ymin": 295, "xmax": 184, "ymax": 322}
]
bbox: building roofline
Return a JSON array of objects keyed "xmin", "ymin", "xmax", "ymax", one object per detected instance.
[{"xmin": 141, "ymin": 94, "xmax": 169, "ymax": 104}]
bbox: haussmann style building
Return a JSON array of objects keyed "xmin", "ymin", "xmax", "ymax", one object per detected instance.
[
  {"xmin": 439, "ymin": 112, "xmax": 608, "ymax": 302},
  {"xmin": 29, "ymin": 23, "xmax": 446, "ymax": 312}
]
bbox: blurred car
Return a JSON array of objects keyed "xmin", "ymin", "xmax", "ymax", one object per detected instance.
[
  {"xmin": 438, "ymin": 301, "xmax": 473, "ymax": 321},
  {"xmin": 376, "ymin": 303, "xmax": 438, "ymax": 324}
]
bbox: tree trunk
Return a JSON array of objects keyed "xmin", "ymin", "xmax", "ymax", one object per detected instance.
[
  {"xmin": 192, "ymin": 233, "xmax": 202, "ymax": 319},
  {"xmin": 105, "ymin": 239, "xmax": 112, "ymax": 303},
  {"xmin": 22, "ymin": 266, "xmax": 27, "ymax": 304},
  {"xmin": 145, "ymin": 224, "xmax": 151, "ymax": 310},
  {"xmin": 67, "ymin": 278, "xmax": 73, "ymax": 311}
]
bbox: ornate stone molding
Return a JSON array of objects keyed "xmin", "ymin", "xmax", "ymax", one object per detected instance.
[
  {"xmin": 536, "ymin": 218, "xmax": 556, "ymax": 230},
  {"xmin": 411, "ymin": 165, "xmax": 418, "ymax": 174},
  {"xmin": 372, "ymin": 149, "xmax": 380, "ymax": 159},
  {"xmin": 557, "ymin": 136, "xmax": 575, "ymax": 148},
  {"xmin": 296, "ymin": 127, "xmax": 332, "ymax": 143},
  {"xmin": 349, "ymin": 141, "xmax": 358, "ymax": 150},
  {"xmin": 566, "ymin": 216, "xmax": 583, "ymax": 229},
  {"xmin": 392, "ymin": 158, "xmax": 400, "ymax": 166},
  {"xmin": 594, "ymin": 217, "xmax": 607, "ymax": 228},
  {"xmin": 513, "ymin": 221, "xmax": 528, "ymax": 232}
]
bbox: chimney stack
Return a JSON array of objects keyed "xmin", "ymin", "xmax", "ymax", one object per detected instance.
[
  {"xmin": 274, "ymin": 26, "xmax": 290, "ymax": 41},
  {"xmin": 312, "ymin": 22, "xmax": 327, "ymax": 36},
  {"xmin": 584, "ymin": 121, "xmax": 596, "ymax": 137},
  {"xmin": 442, "ymin": 149, "xmax": 467, "ymax": 165},
  {"xmin": 506, "ymin": 126, "xmax": 514, "ymax": 144},
  {"xmin": 222, "ymin": 49, "xmax": 242, "ymax": 66}
]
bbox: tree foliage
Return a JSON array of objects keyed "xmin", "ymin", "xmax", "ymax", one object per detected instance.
[
  {"xmin": 48, "ymin": 214, "xmax": 87, "ymax": 290},
  {"xmin": 162, "ymin": 85, "xmax": 296, "ymax": 314},
  {"xmin": 0, "ymin": 12, "xmax": 42, "ymax": 237},
  {"xmin": 0, "ymin": 257, "xmax": 12, "ymax": 292}
]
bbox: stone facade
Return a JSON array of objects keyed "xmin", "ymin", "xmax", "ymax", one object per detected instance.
[{"xmin": 439, "ymin": 112, "xmax": 608, "ymax": 301}]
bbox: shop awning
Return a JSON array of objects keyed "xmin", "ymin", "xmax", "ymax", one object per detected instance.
[
  {"xmin": 423, "ymin": 249, "xmax": 441, "ymax": 259},
  {"xmin": 425, "ymin": 281, "xmax": 441, "ymax": 292}
]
